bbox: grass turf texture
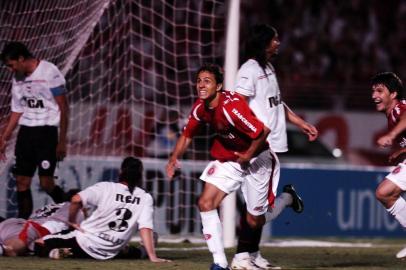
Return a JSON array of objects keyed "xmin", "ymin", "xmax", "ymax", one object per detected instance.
[{"xmin": 1, "ymin": 239, "xmax": 406, "ymax": 270}]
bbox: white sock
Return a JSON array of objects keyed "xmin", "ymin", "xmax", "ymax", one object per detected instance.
[
  {"xmin": 200, "ymin": 210, "xmax": 228, "ymax": 268},
  {"xmin": 265, "ymin": 193, "xmax": 292, "ymax": 222},
  {"xmin": 234, "ymin": 251, "xmax": 250, "ymax": 259},
  {"xmin": 387, "ymin": 196, "xmax": 406, "ymax": 228}
]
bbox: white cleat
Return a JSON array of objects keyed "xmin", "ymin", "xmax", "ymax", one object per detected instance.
[
  {"xmin": 231, "ymin": 252, "xmax": 261, "ymax": 270},
  {"xmin": 250, "ymin": 252, "xmax": 281, "ymax": 270},
  {"xmin": 396, "ymin": 246, "xmax": 406, "ymax": 259},
  {"xmin": 49, "ymin": 248, "xmax": 73, "ymax": 259}
]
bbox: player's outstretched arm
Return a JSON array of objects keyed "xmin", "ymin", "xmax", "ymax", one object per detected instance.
[
  {"xmin": 378, "ymin": 113, "xmax": 406, "ymax": 148},
  {"xmin": 283, "ymin": 102, "xmax": 318, "ymax": 141},
  {"xmin": 139, "ymin": 228, "xmax": 171, "ymax": 263},
  {"xmin": 166, "ymin": 135, "xmax": 191, "ymax": 179}
]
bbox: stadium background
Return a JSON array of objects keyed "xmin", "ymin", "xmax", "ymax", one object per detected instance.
[{"xmin": 0, "ymin": 0, "xmax": 405, "ymax": 241}]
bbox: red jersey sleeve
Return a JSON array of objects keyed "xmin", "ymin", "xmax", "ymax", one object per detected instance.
[
  {"xmin": 223, "ymin": 97, "xmax": 264, "ymax": 139},
  {"xmin": 182, "ymin": 100, "xmax": 204, "ymax": 138}
]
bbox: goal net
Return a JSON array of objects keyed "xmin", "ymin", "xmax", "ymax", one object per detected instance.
[{"xmin": 0, "ymin": 0, "xmax": 227, "ymax": 238}]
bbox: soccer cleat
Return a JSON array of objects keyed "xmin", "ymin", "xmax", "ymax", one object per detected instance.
[
  {"xmin": 49, "ymin": 248, "xmax": 73, "ymax": 259},
  {"xmin": 396, "ymin": 246, "xmax": 406, "ymax": 259},
  {"xmin": 251, "ymin": 252, "xmax": 281, "ymax": 270},
  {"xmin": 231, "ymin": 255, "xmax": 261, "ymax": 270},
  {"xmin": 283, "ymin": 184, "xmax": 304, "ymax": 213},
  {"xmin": 210, "ymin": 263, "xmax": 230, "ymax": 270}
]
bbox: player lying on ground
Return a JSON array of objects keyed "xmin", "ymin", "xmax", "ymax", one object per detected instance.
[
  {"xmin": 34, "ymin": 156, "xmax": 170, "ymax": 263},
  {"xmin": 0, "ymin": 197, "xmax": 84, "ymax": 256}
]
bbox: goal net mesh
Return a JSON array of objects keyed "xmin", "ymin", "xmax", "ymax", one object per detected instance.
[{"xmin": 0, "ymin": 0, "xmax": 226, "ymax": 237}]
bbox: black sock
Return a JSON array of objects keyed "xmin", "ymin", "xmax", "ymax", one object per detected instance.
[
  {"xmin": 236, "ymin": 209, "xmax": 262, "ymax": 254},
  {"xmin": 17, "ymin": 189, "xmax": 33, "ymax": 219},
  {"xmin": 47, "ymin": 185, "xmax": 66, "ymax": 203}
]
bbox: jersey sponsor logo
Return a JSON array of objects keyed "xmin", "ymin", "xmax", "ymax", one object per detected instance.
[
  {"xmin": 203, "ymin": 233, "xmax": 211, "ymax": 240},
  {"xmin": 268, "ymin": 94, "xmax": 282, "ymax": 108},
  {"xmin": 98, "ymin": 232, "xmax": 125, "ymax": 245},
  {"xmin": 231, "ymin": 108, "xmax": 257, "ymax": 132},
  {"xmin": 115, "ymin": 194, "xmax": 140, "ymax": 204},
  {"xmin": 392, "ymin": 166, "xmax": 401, "ymax": 174},
  {"xmin": 21, "ymin": 97, "xmax": 45, "ymax": 108}
]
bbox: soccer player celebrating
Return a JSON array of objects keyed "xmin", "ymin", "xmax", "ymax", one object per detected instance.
[
  {"xmin": 0, "ymin": 42, "xmax": 69, "ymax": 219},
  {"xmin": 230, "ymin": 24, "xmax": 318, "ymax": 270},
  {"xmin": 34, "ymin": 157, "xmax": 169, "ymax": 263},
  {"xmin": 166, "ymin": 64, "xmax": 291, "ymax": 270},
  {"xmin": 371, "ymin": 72, "xmax": 406, "ymax": 259}
]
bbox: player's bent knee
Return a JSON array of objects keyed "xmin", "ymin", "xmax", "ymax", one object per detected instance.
[{"xmin": 198, "ymin": 198, "xmax": 215, "ymax": 212}]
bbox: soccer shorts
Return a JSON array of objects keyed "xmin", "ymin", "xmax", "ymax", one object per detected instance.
[
  {"xmin": 13, "ymin": 125, "xmax": 58, "ymax": 177},
  {"xmin": 200, "ymin": 150, "xmax": 280, "ymax": 216},
  {"xmin": 386, "ymin": 161, "xmax": 406, "ymax": 191}
]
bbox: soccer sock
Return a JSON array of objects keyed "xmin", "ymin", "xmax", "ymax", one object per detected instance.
[
  {"xmin": 265, "ymin": 193, "xmax": 292, "ymax": 223},
  {"xmin": 387, "ymin": 196, "xmax": 406, "ymax": 227},
  {"xmin": 47, "ymin": 185, "xmax": 66, "ymax": 203},
  {"xmin": 200, "ymin": 210, "xmax": 228, "ymax": 268},
  {"xmin": 236, "ymin": 208, "xmax": 261, "ymax": 254},
  {"xmin": 17, "ymin": 189, "xmax": 33, "ymax": 219}
]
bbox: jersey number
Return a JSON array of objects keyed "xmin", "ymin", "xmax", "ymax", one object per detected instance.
[{"xmin": 108, "ymin": 208, "xmax": 132, "ymax": 232}]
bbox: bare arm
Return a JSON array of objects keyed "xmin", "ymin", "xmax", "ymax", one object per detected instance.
[
  {"xmin": 378, "ymin": 112, "xmax": 406, "ymax": 148},
  {"xmin": 68, "ymin": 194, "xmax": 83, "ymax": 229},
  {"xmin": 139, "ymin": 228, "xmax": 171, "ymax": 262},
  {"xmin": 54, "ymin": 94, "xmax": 69, "ymax": 161},
  {"xmin": 0, "ymin": 112, "xmax": 23, "ymax": 161},
  {"xmin": 234, "ymin": 126, "xmax": 270, "ymax": 167},
  {"xmin": 283, "ymin": 102, "xmax": 318, "ymax": 141},
  {"xmin": 166, "ymin": 135, "xmax": 192, "ymax": 179}
]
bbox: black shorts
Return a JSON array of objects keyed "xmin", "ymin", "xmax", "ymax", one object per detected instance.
[
  {"xmin": 35, "ymin": 230, "xmax": 91, "ymax": 259},
  {"xmin": 13, "ymin": 125, "xmax": 58, "ymax": 177}
]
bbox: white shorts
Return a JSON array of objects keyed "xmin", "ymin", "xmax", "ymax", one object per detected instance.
[
  {"xmin": 386, "ymin": 161, "xmax": 406, "ymax": 191},
  {"xmin": 200, "ymin": 150, "xmax": 280, "ymax": 216}
]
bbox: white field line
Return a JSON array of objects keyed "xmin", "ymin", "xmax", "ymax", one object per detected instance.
[{"xmin": 131, "ymin": 236, "xmax": 393, "ymax": 250}]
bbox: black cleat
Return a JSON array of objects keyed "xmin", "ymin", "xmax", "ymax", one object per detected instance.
[{"xmin": 283, "ymin": 184, "xmax": 304, "ymax": 213}]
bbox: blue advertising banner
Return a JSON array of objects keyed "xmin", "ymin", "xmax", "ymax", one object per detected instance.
[{"xmin": 272, "ymin": 166, "xmax": 403, "ymax": 237}]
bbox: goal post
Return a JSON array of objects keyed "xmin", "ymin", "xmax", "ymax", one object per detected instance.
[
  {"xmin": 0, "ymin": 0, "xmax": 242, "ymax": 244},
  {"xmin": 221, "ymin": 0, "xmax": 240, "ymax": 248}
]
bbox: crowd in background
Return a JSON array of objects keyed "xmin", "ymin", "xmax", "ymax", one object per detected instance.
[{"xmin": 241, "ymin": 0, "xmax": 406, "ymax": 110}]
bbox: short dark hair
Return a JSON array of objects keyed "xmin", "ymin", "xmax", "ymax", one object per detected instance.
[
  {"xmin": 196, "ymin": 63, "xmax": 224, "ymax": 85},
  {"xmin": 119, "ymin": 156, "xmax": 143, "ymax": 193},
  {"xmin": 371, "ymin": 72, "xmax": 404, "ymax": 100},
  {"xmin": 245, "ymin": 24, "xmax": 277, "ymax": 70},
  {"xmin": 0, "ymin": 41, "xmax": 34, "ymax": 62}
]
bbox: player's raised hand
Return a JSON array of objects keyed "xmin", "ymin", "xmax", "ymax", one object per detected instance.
[{"xmin": 166, "ymin": 158, "xmax": 180, "ymax": 180}]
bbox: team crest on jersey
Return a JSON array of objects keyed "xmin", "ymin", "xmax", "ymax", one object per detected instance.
[
  {"xmin": 204, "ymin": 234, "xmax": 212, "ymax": 240},
  {"xmin": 392, "ymin": 166, "xmax": 402, "ymax": 174},
  {"xmin": 253, "ymin": 206, "xmax": 264, "ymax": 212},
  {"xmin": 207, "ymin": 166, "xmax": 216, "ymax": 175}
]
